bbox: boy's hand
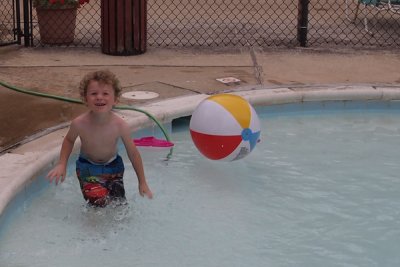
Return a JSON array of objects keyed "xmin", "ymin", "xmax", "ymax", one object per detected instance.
[
  {"xmin": 46, "ymin": 164, "xmax": 67, "ymax": 185},
  {"xmin": 139, "ymin": 182, "xmax": 153, "ymax": 199}
]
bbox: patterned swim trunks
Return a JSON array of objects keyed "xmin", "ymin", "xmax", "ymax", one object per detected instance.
[{"xmin": 76, "ymin": 154, "xmax": 126, "ymax": 206}]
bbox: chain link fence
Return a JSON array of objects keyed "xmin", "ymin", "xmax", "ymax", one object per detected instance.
[
  {"xmin": 147, "ymin": 0, "xmax": 299, "ymax": 47},
  {"xmin": 0, "ymin": 0, "xmax": 20, "ymax": 46},
  {"xmin": 3, "ymin": 0, "xmax": 400, "ymax": 48}
]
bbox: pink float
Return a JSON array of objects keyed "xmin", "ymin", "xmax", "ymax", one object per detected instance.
[{"xmin": 133, "ymin": 136, "xmax": 174, "ymax": 147}]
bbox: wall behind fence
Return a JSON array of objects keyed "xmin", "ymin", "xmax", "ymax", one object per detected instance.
[{"xmin": 15, "ymin": 0, "xmax": 400, "ymax": 48}]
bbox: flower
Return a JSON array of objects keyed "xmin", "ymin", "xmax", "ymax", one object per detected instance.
[{"xmin": 33, "ymin": 0, "xmax": 89, "ymax": 9}]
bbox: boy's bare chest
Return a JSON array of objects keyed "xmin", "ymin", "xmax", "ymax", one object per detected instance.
[{"xmin": 79, "ymin": 124, "xmax": 119, "ymax": 145}]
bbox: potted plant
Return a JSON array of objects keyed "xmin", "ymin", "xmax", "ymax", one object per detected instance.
[{"xmin": 33, "ymin": 0, "xmax": 89, "ymax": 45}]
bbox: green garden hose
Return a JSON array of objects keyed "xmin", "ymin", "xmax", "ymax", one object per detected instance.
[{"xmin": 0, "ymin": 80, "xmax": 171, "ymax": 142}]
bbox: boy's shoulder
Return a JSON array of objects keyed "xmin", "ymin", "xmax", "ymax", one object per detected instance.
[
  {"xmin": 72, "ymin": 112, "xmax": 90, "ymax": 124},
  {"xmin": 110, "ymin": 112, "xmax": 129, "ymax": 128}
]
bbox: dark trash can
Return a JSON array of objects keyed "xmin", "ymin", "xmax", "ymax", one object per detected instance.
[{"xmin": 101, "ymin": 0, "xmax": 147, "ymax": 55}]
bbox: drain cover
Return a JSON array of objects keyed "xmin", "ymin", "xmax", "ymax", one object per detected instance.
[{"xmin": 122, "ymin": 91, "xmax": 159, "ymax": 100}]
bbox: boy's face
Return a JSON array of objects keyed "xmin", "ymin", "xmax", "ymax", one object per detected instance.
[{"xmin": 85, "ymin": 80, "xmax": 118, "ymax": 112}]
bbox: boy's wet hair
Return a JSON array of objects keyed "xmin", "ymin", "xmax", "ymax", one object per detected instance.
[{"xmin": 79, "ymin": 70, "xmax": 122, "ymax": 100}]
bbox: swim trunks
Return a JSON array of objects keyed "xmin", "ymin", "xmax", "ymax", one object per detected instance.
[{"xmin": 76, "ymin": 154, "xmax": 126, "ymax": 206}]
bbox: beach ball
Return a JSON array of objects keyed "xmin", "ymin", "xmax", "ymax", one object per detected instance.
[{"xmin": 189, "ymin": 94, "xmax": 261, "ymax": 161}]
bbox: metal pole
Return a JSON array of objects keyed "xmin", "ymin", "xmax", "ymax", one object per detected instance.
[
  {"xmin": 22, "ymin": 0, "xmax": 31, "ymax": 46},
  {"xmin": 297, "ymin": 0, "xmax": 309, "ymax": 47}
]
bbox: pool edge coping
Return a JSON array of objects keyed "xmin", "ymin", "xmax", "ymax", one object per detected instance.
[{"xmin": 1, "ymin": 85, "xmax": 400, "ymax": 216}]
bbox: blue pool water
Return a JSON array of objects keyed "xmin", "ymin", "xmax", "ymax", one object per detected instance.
[{"xmin": 1, "ymin": 101, "xmax": 400, "ymax": 266}]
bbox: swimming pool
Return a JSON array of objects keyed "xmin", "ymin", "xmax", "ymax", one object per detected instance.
[{"xmin": 1, "ymin": 98, "xmax": 400, "ymax": 266}]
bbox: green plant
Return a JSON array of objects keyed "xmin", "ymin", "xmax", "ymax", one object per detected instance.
[{"xmin": 33, "ymin": 0, "xmax": 89, "ymax": 9}]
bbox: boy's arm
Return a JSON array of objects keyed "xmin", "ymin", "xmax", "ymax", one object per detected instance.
[
  {"xmin": 46, "ymin": 123, "xmax": 78, "ymax": 185},
  {"xmin": 120, "ymin": 123, "xmax": 153, "ymax": 199}
]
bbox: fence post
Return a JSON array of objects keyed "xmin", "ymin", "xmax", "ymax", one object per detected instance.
[
  {"xmin": 101, "ymin": 0, "xmax": 147, "ymax": 55},
  {"xmin": 297, "ymin": 0, "xmax": 309, "ymax": 47},
  {"xmin": 21, "ymin": 0, "xmax": 30, "ymax": 46}
]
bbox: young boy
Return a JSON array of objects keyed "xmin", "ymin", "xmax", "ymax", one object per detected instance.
[{"xmin": 46, "ymin": 70, "xmax": 153, "ymax": 206}]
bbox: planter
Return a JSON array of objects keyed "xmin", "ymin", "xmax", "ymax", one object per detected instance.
[
  {"xmin": 101, "ymin": 0, "xmax": 147, "ymax": 55},
  {"xmin": 36, "ymin": 7, "xmax": 77, "ymax": 45}
]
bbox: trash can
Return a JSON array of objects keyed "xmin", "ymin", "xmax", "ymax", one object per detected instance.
[{"xmin": 101, "ymin": 0, "xmax": 147, "ymax": 55}]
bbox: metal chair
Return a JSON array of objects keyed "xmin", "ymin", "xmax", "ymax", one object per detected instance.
[{"xmin": 347, "ymin": 0, "xmax": 400, "ymax": 33}]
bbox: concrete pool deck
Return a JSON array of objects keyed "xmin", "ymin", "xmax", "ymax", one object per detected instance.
[
  {"xmin": 1, "ymin": 46, "xmax": 400, "ymax": 216},
  {"xmin": 1, "ymin": 46, "xmax": 400, "ymax": 151}
]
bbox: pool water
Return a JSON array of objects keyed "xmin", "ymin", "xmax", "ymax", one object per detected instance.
[{"xmin": 1, "ymin": 101, "xmax": 400, "ymax": 266}]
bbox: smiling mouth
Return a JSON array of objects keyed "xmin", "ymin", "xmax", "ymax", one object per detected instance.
[{"xmin": 95, "ymin": 103, "xmax": 106, "ymax": 106}]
